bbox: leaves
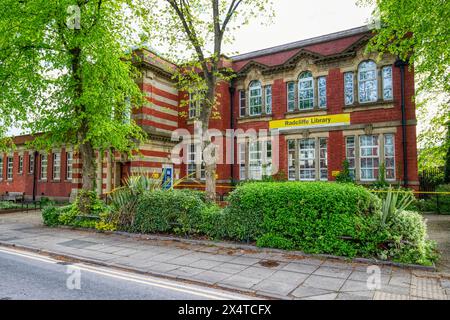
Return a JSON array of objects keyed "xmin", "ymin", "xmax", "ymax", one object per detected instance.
[
  {"xmin": 0, "ymin": 0, "xmax": 152, "ymax": 153},
  {"xmin": 360, "ymin": 0, "xmax": 450, "ymax": 169}
]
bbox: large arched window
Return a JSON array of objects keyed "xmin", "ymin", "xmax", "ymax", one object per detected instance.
[
  {"xmin": 358, "ymin": 60, "xmax": 378, "ymax": 103},
  {"xmin": 298, "ymin": 71, "xmax": 314, "ymax": 109},
  {"xmin": 249, "ymin": 80, "xmax": 262, "ymax": 115}
]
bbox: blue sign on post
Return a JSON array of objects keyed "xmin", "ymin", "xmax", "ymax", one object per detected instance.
[{"xmin": 162, "ymin": 167, "xmax": 173, "ymax": 190}]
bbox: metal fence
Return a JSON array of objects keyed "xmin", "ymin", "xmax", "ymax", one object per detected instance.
[{"xmin": 419, "ymin": 168, "xmax": 444, "ymax": 199}]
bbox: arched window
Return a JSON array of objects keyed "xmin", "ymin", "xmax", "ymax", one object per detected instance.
[
  {"xmin": 358, "ymin": 60, "xmax": 378, "ymax": 103},
  {"xmin": 249, "ymin": 80, "xmax": 262, "ymax": 115},
  {"xmin": 298, "ymin": 71, "xmax": 314, "ymax": 109}
]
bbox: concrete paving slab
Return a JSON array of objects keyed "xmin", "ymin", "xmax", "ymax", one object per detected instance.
[
  {"xmin": 313, "ymin": 266, "xmax": 353, "ymax": 279},
  {"xmin": 252, "ymin": 280, "xmax": 298, "ymax": 296},
  {"xmin": 291, "ymin": 285, "xmax": 333, "ymax": 299},
  {"xmin": 303, "ymin": 275, "xmax": 346, "ymax": 291},
  {"xmin": 282, "ymin": 262, "xmax": 318, "ymax": 274},
  {"xmin": 218, "ymin": 275, "xmax": 262, "ymax": 289},
  {"xmin": 192, "ymin": 270, "xmax": 231, "ymax": 284}
]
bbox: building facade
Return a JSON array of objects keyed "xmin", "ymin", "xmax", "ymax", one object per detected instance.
[{"xmin": 0, "ymin": 26, "xmax": 419, "ymax": 201}]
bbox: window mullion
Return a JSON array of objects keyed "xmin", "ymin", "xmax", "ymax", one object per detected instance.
[{"xmin": 355, "ymin": 135, "xmax": 360, "ymax": 181}]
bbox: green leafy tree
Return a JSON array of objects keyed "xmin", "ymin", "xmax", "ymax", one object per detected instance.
[
  {"xmin": 359, "ymin": 0, "xmax": 450, "ymax": 170},
  {"xmin": 146, "ymin": 0, "xmax": 273, "ymax": 201},
  {"xmin": 0, "ymin": 0, "xmax": 152, "ymax": 192}
]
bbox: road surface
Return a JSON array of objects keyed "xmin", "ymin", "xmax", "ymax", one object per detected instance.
[{"xmin": 0, "ymin": 247, "xmax": 251, "ymax": 300}]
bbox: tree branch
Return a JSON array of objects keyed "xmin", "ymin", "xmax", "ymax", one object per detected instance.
[
  {"xmin": 221, "ymin": 0, "xmax": 243, "ymax": 35},
  {"xmin": 166, "ymin": 0, "xmax": 210, "ymax": 77}
]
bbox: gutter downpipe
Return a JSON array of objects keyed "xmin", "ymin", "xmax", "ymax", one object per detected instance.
[
  {"xmin": 32, "ymin": 151, "xmax": 38, "ymax": 201},
  {"xmin": 395, "ymin": 58, "xmax": 409, "ymax": 187}
]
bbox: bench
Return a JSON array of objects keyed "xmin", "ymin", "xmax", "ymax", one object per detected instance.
[{"xmin": 1, "ymin": 192, "xmax": 25, "ymax": 202}]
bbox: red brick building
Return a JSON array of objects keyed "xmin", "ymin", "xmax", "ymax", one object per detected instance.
[{"xmin": 0, "ymin": 26, "xmax": 419, "ymax": 201}]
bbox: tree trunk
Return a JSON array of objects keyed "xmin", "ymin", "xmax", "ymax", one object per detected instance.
[
  {"xmin": 201, "ymin": 83, "xmax": 217, "ymax": 202},
  {"xmin": 79, "ymin": 139, "xmax": 96, "ymax": 191}
]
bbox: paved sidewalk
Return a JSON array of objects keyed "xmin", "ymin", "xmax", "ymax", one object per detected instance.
[
  {"xmin": 1, "ymin": 211, "xmax": 449, "ymax": 300},
  {"xmin": 424, "ymin": 214, "xmax": 450, "ymax": 274}
]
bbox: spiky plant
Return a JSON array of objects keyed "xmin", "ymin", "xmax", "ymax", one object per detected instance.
[
  {"xmin": 381, "ymin": 186, "xmax": 415, "ymax": 226},
  {"xmin": 107, "ymin": 169, "xmax": 194, "ymax": 229}
]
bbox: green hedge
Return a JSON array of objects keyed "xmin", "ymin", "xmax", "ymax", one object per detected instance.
[
  {"xmin": 41, "ymin": 181, "xmax": 437, "ymax": 265},
  {"xmin": 132, "ymin": 189, "xmax": 219, "ymax": 236},
  {"xmin": 224, "ymin": 181, "xmax": 380, "ymax": 240},
  {"xmin": 222, "ymin": 182, "xmax": 436, "ymax": 264}
]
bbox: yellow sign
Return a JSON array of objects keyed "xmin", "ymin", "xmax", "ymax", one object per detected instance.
[
  {"xmin": 269, "ymin": 113, "xmax": 350, "ymax": 131},
  {"xmin": 332, "ymin": 170, "xmax": 341, "ymax": 177}
]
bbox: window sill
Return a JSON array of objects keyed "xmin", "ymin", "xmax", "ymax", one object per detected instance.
[
  {"xmin": 344, "ymin": 99, "xmax": 395, "ymax": 111},
  {"xmin": 285, "ymin": 108, "xmax": 327, "ymax": 118},
  {"xmin": 237, "ymin": 114, "xmax": 272, "ymax": 124}
]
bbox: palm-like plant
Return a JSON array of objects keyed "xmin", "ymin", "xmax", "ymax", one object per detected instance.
[
  {"xmin": 107, "ymin": 169, "xmax": 194, "ymax": 229},
  {"xmin": 381, "ymin": 186, "xmax": 415, "ymax": 226}
]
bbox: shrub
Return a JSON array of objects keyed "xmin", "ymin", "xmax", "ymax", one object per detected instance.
[
  {"xmin": 0, "ymin": 201, "xmax": 21, "ymax": 209},
  {"xmin": 132, "ymin": 189, "xmax": 208, "ymax": 235},
  {"xmin": 42, "ymin": 206, "xmax": 60, "ymax": 226},
  {"xmin": 39, "ymin": 197, "xmax": 55, "ymax": 208},
  {"xmin": 435, "ymin": 184, "xmax": 450, "ymax": 214},
  {"xmin": 379, "ymin": 186, "xmax": 415, "ymax": 226},
  {"xmin": 335, "ymin": 160, "xmax": 354, "ymax": 183},
  {"xmin": 224, "ymin": 182, "xmax": 381, "ymax": 245},
  {"xmin": 413, "ymin": 184, "xmax": 450, "ymax": 214},
  {"xmin": 223, "ymin": 181, "xmax": 437, "ymax": 265},
  {"xmin": 74, "ymin": 190, "xmax": 106, "ymax": 216},
  {"xmin": 198, "ymin": 204, "xmax": 225, "ymax": 239},
  {"xmin": 384, "ymin": 210, "xmax": 438, "ymax": 265}
]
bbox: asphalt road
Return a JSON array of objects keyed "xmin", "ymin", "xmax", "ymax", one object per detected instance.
[{"xmin": 0, "ymin": 247, "xmax": 249, "ymax": 300}]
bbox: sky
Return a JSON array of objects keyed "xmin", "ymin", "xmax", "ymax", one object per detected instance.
[{"xmin": 222, "ymin": 0, "xmax": 375, "ymax": 56}]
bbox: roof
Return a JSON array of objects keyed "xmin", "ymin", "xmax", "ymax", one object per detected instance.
[
  {"xmin": 230, "ymin": 25, "xmax": 373, "ymax": 73},
  {"xmin": 134, "ymin": 25, "xmax": 374, "ymax": 75},
  {"xmin": 231, "ymin": 25, "xmax": 370, "ymax": 61}
]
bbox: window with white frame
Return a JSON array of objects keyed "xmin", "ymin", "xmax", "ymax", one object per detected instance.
[
  {"xmin": 40, "ymin": 154, "xmax": 48, "ymax": 180},
  {"xmin": 187, "ymin": 143, "xmax": 197, "ymax": 177},
  {"xmin": 319, "ymin": 138, "xmax": 328, "ymax": 180},
  {"xmin": 288, "ymin": 140, "xmax": 296, "ymax": 180},
  {"xmin": 264, "ymin": 141, "xmax": 272, "ymax": 177},
  {"xmin": 382, "ymin": 66, "xmax": 393, "ymax": 100},
  {"xmin": 246, "ymin": 140, "xmax": 272, "ymax": 180},
  {"xmin": 384, "ymin": 134, "xmax": 395, "ymax": 180},
  {"xmin": 344, "ymin": 72, "xmax": 354, "ymax": 105},
  {"xmin": 287, "ymin": 82, "xmax": 296, "ymax": 111},
  {"xmin": 360, "ymin": 135, "xmax": 379, "ymax": 181},
  {"xmin": 248, "ymin": 141, "xmax": 262, "ymax": 180},
  {"xmin": 187, "ymin": 143, "xmax": 204, "ymax": 180},
  {"xmin": 249, "ymin": 81, "xmax": 262, "ymax": 116},
  {"xmin": 29, "ymin": 153, "xmax": 34, "ymax": 174},
  {"xmin": 53, "ymin": 152, "xmax": 61, "ymax": 180},
  {"xmin": 239, "ymin": 90, "xmax": 246, "ymax": 117},
  {"xmin": 299, "ymin": 138, "xmax": 316, "ymax": 180},
  {"xmin": 66, "ymin": 152, "xmax": 73, "ymax": 180},
  {"xmin": 298, "ymin": 71, "xmax": 314, "ymax": 109},
  {"xmin": 345, "ymin": 136, "xmax": 356, "ymax": 179},
  {"xmin": 318, "ymin": 76, "xmax": 327, "ymax": 108},
  {"xmin": 265, "ymin": 85, "xmax": 272, "ymax": 114},
  {"xmin": 18, "ymin": 155, "xmax": 23, "ymax": 174},
  {"xmin": 188, "ymin": 92, "xmax": 201, "ymax": 119},
  {"xmin": 358, "ymin": 60, "xmax": 378, "ymax": 103},
  {"xmin": 0, "ymin": 157, "xmax": 3, "ymax": 180},
  {"xmin": 238, "ymin": 142, "xmax": 246, "ymax": 180},
  {"xmin": 7, "ymin": 157, "xmax": 13, "ymax": 180}
]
